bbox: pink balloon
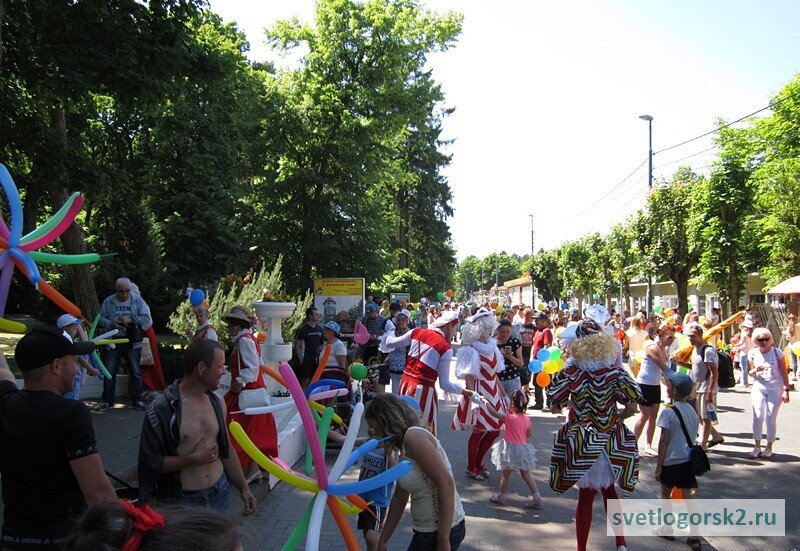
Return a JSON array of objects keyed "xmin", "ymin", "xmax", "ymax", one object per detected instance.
[
  {"xmin": 0, "ymin": 217, "xmax": 9, "ymax": 240},
  {"xmin": 20, "ymin": 195, "xmax": 84, "ymax": 252},
  {"xmin": 279, "ymin": 361, "xmax": 329, "ymax": 490}
]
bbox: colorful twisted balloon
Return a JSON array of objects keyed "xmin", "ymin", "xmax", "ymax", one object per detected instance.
[
  {"xmin": 0, "ymin": 164, "xmax": 100, "ymax": 324},
  {"xmin": 230, "ymin": 361, "xmax": 412, "ymax": 551}
]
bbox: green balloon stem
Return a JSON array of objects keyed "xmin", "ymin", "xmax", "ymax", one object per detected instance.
[
  {"xmin": 20, "ymin": 192, "xmax": 79, "ymax": 243},
  {"xmin": 29, "ymin": 251, "xmax": 100, "ymax": 265},
  {"xmin": 305, "ymin": 409, "xmax": 323, "ymax": 476},
  {"xmin": 92, "ymin": 351, "xmax": 111, "ymax": 379},
  {"xmin": 88, "ymin": 314, "xmax": 101, "ymax": 340}
]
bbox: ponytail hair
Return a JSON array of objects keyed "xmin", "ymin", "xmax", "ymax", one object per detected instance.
[{"xmin": 65, "ymin": 501, "xmax": 241, "ymax": 551}]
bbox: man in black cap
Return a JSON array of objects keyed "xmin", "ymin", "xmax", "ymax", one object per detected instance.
[{"xmin": 0, "ymin": 327, "xmax": 116, "ymax": 550}]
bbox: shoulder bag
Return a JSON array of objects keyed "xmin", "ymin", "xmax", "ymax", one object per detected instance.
[{"xmin": 672, "ymin": 404, "xmax": 710, "ymax": 476}]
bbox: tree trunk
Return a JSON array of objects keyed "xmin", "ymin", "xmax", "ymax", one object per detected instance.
[
  {"xmin": 605, "ymin": 290, "xmax": 612, "ymax": 311},
  {"xmin": 675, "ymin": 277, "xmax": 689, "ymax": 317},
  {"xmin": 623, "ymin": 281, "xmax": 632, "ymax": 315},
  {"xmin": 50, "ymin": 106, "xmax": 100, "ymax": 318}
]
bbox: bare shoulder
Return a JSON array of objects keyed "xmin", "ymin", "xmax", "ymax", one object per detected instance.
[{"xmin": 403, "ymin": 427, "xmax": 436, "ymax": 456}]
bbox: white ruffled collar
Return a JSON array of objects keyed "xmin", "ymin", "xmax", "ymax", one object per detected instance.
[
  {"xmin": 471, "ymin": 338, "xmax": 498, "ymax": 357},
  {"xmin": 231, "ymin": 327, "xmax": 252, "ymax": 344}
]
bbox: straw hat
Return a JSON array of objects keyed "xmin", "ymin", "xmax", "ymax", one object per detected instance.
[{"xmin": 223, "ymin": 305, "xmax": 256, "ymax": 327}]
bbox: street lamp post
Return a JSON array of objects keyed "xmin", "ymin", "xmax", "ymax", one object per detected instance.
[
  {"xmin": 528, "ymin": 213, "xmax": 535, "ymax": 304},
  {"xmin": 639, "ymin": 114, "xmax": 654, "ymax": 314}
]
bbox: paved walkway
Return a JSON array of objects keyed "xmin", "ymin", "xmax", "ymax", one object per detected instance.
[{"xmin": 80, "ymin": 376, "xmax": 800, "ymax": 550}]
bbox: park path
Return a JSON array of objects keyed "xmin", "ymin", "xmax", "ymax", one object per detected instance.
[{"xmin": 71, "ymin": 361, "xmax": 800, "ymax": 550}]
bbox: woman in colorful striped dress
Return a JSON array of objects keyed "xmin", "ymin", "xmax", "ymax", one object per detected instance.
[
  {"xmin": 549, "ymin": 307, "xmax": 642, "ymax": 551},
  {"xmin": 452, "ymin": 309, "xmax": 506, "ymax": 480}
]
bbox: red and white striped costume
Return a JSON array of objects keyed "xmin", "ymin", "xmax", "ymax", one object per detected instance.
[
  {"xmin": 452, "ymin": 341, "xmax": 505, "ymax": 432},
  {"xmin": 381, "ymin": 327, "xmax": 464, "ymax": 435}
]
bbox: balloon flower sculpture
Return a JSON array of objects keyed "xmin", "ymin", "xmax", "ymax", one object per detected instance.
[
  {"xmin": 0, "ymin": 163, "xmax": 127, "ymax": 372},
  {"xmin": 0, "ymin": 163, "xmax": 100, "ymax": 332},
  {"xmin": 230, "ymin": 361, "xmax": 412, "ymax": 551}
]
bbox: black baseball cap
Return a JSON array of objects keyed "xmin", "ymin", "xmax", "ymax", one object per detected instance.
[
  {"xmin": 535, "ymin": 311, "xmax": 549, "ymax": 320},
  {"xmin": 14, "ymin": 326, "xmax": 95, "ymax": 371}
]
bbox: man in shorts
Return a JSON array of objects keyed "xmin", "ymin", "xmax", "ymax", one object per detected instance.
[{"xmin": 687, "ymin": 324, "xmax": 724, "ymax": 450}]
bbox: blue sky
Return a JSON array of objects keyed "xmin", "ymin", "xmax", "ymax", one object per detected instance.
[{"xmin": 210, "ymin": 0, "xmax": 800, "ymax": 260}]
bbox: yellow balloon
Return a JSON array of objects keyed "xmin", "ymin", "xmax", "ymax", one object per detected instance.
[
  {"xmin": 309, "ymin": 400, "xmax": 346, "ymax": 427},
  {"xmin": 634, "ymin": 350, "xmax": 646, "ymax": 363},
  {"xmin": 495, "ymin": 305, "xmax": 504, "ymax": 314},
  {"xmin": 792, "ymin": 342, "xmax": 800, "ymax": 356},
  {"xmin": 0, "ymin": 317, "xmax": 27, "ymax": 333},
  {"xmin": 229, "ymin": 421, "xmax": 319, "ymax": 493},
  {"xmin": 94, "ymin": 338, "xmax": 129, "ymax": 345},
  {"xmin": 537, "ymin": 303, "xmax": 546, "ymax": 311},
  {"xmin": 554, "ymin": 358, "xmax": 565, "ymax": 371},
  {"xmin": 543, "ymin": 360, "xmax": 559, "ymax": 374}
]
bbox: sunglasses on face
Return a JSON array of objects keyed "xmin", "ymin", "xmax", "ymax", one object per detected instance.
[{"xmin": 756, "ymin": 338, "xmax": 770, "ymax": 343}]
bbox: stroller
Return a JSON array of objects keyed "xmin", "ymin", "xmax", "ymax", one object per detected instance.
[{"xmin": 316, "ymin": 366, "xmax": 354, "ymax": 427}]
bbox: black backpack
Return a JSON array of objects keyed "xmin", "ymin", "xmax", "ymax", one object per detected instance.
[{"xmin": 700, "ymin": 344, "xmax": 735, "ymax": 389}]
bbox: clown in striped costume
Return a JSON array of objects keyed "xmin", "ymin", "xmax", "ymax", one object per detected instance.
[
  {"xmin": 452, "ymin": 309, "xmax": 506, "ymax": 479},
  {"xmin": 380, "ymin": 310, "xmax": 476, "ymax": 435},
  {"xmin": 548, "ymin": 307, "xmax": 641, "ymax": 551}
]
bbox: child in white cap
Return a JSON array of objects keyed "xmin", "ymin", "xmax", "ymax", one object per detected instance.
[{"xmin": 56, "ymin": 314, "xmax": 100, "ymax": 400}]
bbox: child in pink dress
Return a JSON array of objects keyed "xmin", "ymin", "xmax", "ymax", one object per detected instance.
[{"xmin": 485, "ymin": 389, "xmax": 543, "ymax": 508}]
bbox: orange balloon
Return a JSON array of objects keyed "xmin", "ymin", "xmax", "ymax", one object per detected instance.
[
  {"xmin": 535, "ymin": 371, "xmax": 550, "ymax": 387},
  {"xmin": 327, "ymin": 494, "xmax": 360, "ymax": 551},
  {"xmin": 445, "ymin": 289, "xmax": 454, "ymax": 297},
  {"xmin": 310, "ymin": 343, "xmax": 332, "ymax": 383},
  {"xmin": 670, "ymin": 487, "xmax": 684, "ymax": 500},
  {"xmin": 12, "ymin": 258, "xmax": 82, "ymax": 317},
  {"xmin": 259, "ymin": 364, "xmax": 286, "ymax": 387},
  {"xmin": 255, "ymin": 331, "xmax": 267, "ymax": 343}
]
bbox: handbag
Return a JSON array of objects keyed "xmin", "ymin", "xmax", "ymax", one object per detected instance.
[
  {"xmin": 238, "ymin": 387, "xmax": 271, "ymax": 410},
  {"xmin": 672, "ymin": 404, "xmax": 711, "ymax": 476},
  {"xmin": 126, "ymin": 322, "xmax": 145, "ymax": 343}
]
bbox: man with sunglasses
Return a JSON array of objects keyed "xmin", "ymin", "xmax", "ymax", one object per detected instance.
[
  {"xmin": 97, "ymin": 277, "xmax": 152, "ymax": 411},
  {"xmin": 687, "ymin": 323, "xmax": 724, "ymax": 450}
]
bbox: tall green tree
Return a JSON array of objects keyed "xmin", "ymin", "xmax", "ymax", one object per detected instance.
[
  {"xmin": 529, "ymin": 248, "xmax": 563, "ymax": 303},
  {"xmin": 697, "ymin": 124, "xmax": 759, "ymax": 316},
  {"xmin": 639, "ymin": 167, "xmax": 705, "ymax": 311},
  {"xmin": 753, "ymin": 74, "xmax": 800, "ymax": 290},
  {"xmin": 607, "ymin": 221, "xmax": 640, "ymax": 314},
  {"xmin": 258, "ymin": 0, "xmax": 462, "ymax": 290}
]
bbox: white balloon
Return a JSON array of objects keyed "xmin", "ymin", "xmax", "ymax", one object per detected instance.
[
  {"xmin": 242, "ymin": 400, "xmax": 296, "ymax": 416},
  {"xmin": 328, "ymin": 402, "xmax": 364, "ymax": 482},
  {"xmin": 305, "ymin": 490, "xmax": 328, "ymax": 551},
  {"xmin": 91, "ymin": 329, "xmax": 120, "ymax": 343}
]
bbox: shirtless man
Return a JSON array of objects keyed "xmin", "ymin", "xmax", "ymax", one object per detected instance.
[{"xmin": 138, "ymin": 339, "xmax": 256, "ymax": 513}]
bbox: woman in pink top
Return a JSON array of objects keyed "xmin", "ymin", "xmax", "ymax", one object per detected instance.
[{"xmin": 484, "ymin": 389, "xmax": 543, "ymax": 509}]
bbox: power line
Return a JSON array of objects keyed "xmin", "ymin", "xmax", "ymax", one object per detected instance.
[
  {"xmin": 653, "ymin": 145, "xmax": 717, "ymax": 170},
  {"xmin": 567, "ymin": 158, "xmax": 648, "ymax": 223},
  {"xmin": 654, "ymin": 104, "xmax": 772, "ymax": 155},
  {"xmin": 609, "ymin": 184, "xmax": 648, "ymax": 220}
]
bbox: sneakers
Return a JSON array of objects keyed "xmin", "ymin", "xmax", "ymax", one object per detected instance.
[
  {"xmin": 653, "ymin": 525, "xmax": 676, "ymax": 540},
  {"xmin": 641, "ymin": 446, "xmax": 658, "ymax": 457},
  {"xmin": 478, "ymin": 467, "xmax": 490, "ymax": 479},
  {"xmin": 133, "ymin": 401, "xmax": 146, "ymax": 411},
  {"xmin": 465, "ymin": 470, "xmax": 483, "ymax": 480},
  {"xmin": 489, "ymin": 493, "xmax": 506, "ymax": 505},
  {"xmin": 94, "ymin": 402, "xmax": 112, "ymax": 411},
  {"xmin": 524, "ymin": 495, "xmax": 543, "ymax": 509},
  {"xmin": 761, "ymin": 448, "xmax": 773, "ymax": 459},
  {"xmin": 748, "ymin": 447, "xmax": 761, "ymax": 458}
]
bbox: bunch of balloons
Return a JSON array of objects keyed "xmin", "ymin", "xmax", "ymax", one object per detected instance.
[
  {"xmin": 0, "ymin": 164, "xmax": 101, "ymax": 332},
  {"xmin": 528, "ymin": 346, "xmax": 565, "ymax": 387},
  {"xmin": 231, "ymin": 361, "xmax": 413, "ymax": 550}
]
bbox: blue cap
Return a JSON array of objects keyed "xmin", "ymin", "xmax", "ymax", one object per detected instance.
[
  {"xmin": 663, "ymin": 370, "xmax": 694, "ymax": 397},
  {"xmin": 323, "ymin": 321, "xmax": 340, "ymax": 334}
]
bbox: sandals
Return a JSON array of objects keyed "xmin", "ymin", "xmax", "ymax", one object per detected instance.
[
  {"xmin": 761, "ymin": 448, "xmax": 773, "ymax": 458},
  {"xmin": 524, "ymin": 495, "xmax": 543, "ymax": 509},
  {"xmin": 489, "ymin": 493, "xmax": 506, "ymax": 505},
  {"xmin": 707, "ymin": 438, "xmax": 724, "ymax": 449}
]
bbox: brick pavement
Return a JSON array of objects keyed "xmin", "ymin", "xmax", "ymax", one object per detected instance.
[{"xmin": 39, "ymin": 374, "xmax": 800, "ymax": 550}]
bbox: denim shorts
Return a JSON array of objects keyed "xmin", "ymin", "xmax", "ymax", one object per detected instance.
[
  {"xmin": 407, "ymin": 519, "xmax": 465, "ymax": 551},
  {"xmin": 181, "ymin": 472, "xmax": 230, "ymax": 512}
]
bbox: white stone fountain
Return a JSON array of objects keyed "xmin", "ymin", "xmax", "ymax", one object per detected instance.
[{"xmin": 251, "ymin": 300, "xmax": 305, "ymax": 488}]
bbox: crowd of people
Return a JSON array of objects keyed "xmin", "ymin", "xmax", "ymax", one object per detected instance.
[{"xmin": 0, "ymin": 281, "xmax": 795, "ymax": 551}]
